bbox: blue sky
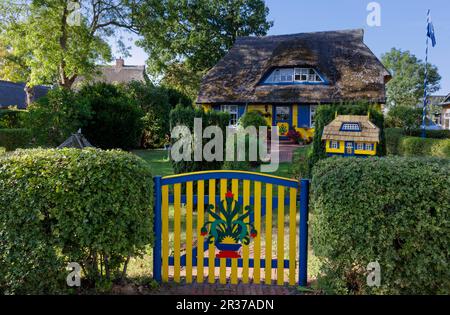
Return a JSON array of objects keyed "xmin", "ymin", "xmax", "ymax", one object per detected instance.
[{"xmin": 115, "ymin": 0, "xmax": 450, "ymax": 94}]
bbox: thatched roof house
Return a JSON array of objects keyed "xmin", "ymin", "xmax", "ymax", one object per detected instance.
[
  {"xmin": 197, "ymin": 29, "xmax": 390, "ymax": 140},
  {"xmin": 198, "ymin": 29, "xmax": 390, "ymax": 105},
  {"xmin": 74, "ymin": 59, "xmax": 147, "ymax": 88}
]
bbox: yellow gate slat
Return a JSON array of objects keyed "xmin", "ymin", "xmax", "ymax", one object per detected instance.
[
  {"xmin": 161, "ymin": 185, "xmax": 169, "ymax": 282},
  {"xmin": 219, "ymin": 179, "xmax": 227, "ymax": 284},
  {"xmin": 173, "ymin": 183, "xmax": 181, "ymax": 283},
  {"xmin": 289, "ymin": 187, "xmax": 297, "ymax": 285},
  {"xmin": 230, "ymin": 179, "xmax": 239, "ymax": 284},
  {"xmin": 265, "ymin": 183, "xmax": 273, "ymax": 285},
  {"xmin": 186, "ymin": 181, "xmax": 193, "ymax": 283},
  {"xmin": 197, "ymin": 180, "xmax": 205, "ymax": 283},
  {"xmin": 242, "ymin": 180, "xmax": 250, "ymax": 284},
  {"xmin": 277, "ymin": 186, "xmax": 285, "ymax": 285},
  {"xmin": 253, "ymin": 181, "xmax": 261, "ymax": 284},
  {"xmin": 208, "ymin": 179, "xmax": 216, "ymax": 284}
]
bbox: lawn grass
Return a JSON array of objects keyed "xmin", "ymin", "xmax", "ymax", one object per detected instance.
[{"xmin": 133, "ymin": 149, "xmax": 174, "ymax": 177}]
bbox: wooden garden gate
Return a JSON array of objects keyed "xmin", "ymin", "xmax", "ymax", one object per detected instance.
[{"xmin": 153, "ymin": 171, "xmax": 309, "ymax": 286}]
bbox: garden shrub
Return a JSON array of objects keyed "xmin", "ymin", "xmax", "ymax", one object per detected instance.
[
  {"xmin": 384, "ymin": 128, "xmax": 404, "ymax": 155},
  {"xmin": 25, "ymin": 88, "xmax": 91, "ymax": 147},
  {"xmin": 0, "ymin": 148, "xmax": 154, "ymax": 293},
  {"xmin": 0, "ymin": 128, "xmax": 32, "ymax": 151},
  {"xmin": 169, "ymin": 105, "xmax": 229, "ymax": 174},
  {"xmin": 406, "ymin": 128, "xmax": 450, "ymax": 139},
  {"xmin": 310, "ymin": 102, "xmax": 385, "ymax": 171},
  {"xmin": 79, "ymin": 83, "xmax": 144, "ymax": 150},
  {"xmin": 127, "ymin": 81, "xmax": 191, "ymax": 149},
  {"xmin": 398, "ymin": 136, "xmax": 450, "ymax": 158},
  {"xmin": 0, "ymin": 108, "xmax": 27, "ymax": 128},
  {"xmin": 289, "ymin": 145, "xmax": 312, "ymax": 178},
  {"xmin": 239, "ymin": 111, "xmax": 268, "ymax": 131},
  {"xmin": 311, "ymin": 157, "xmax": 450, "ymax": 294},
  {"xmin": 384, "ymin": 106, "xmax": 422, "ymax": 129}
]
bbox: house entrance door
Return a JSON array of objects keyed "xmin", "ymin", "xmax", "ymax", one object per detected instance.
[
  {"xmin": 274, "ymin": 105, "xmax": 291, "ymax": 137},
  {"xmin": 345, "ymin": 141, "xmax": 354, "ymax": 156}
]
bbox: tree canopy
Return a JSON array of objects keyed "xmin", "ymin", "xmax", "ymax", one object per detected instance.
[
  {"xmin": 132, "ymin": 0, "xmax": 273, "ymax": 99},
  {"xmin": 381, "ymin": 48, "xmax": 441, "ymax": 108},
  {"xmin": 0, "ymin": 0, "xmax": 135, "ymax": 91}
]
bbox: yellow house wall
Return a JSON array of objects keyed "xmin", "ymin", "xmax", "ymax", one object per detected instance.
[
  {"xmin": 325, "ymin": 140, "xmax": 345, "ymax": 154},
  {"xmin": 247, "ymin": 104, "xmax": 272, "ymax": 126},
  {"xmin": 354, "ymin": 143, "xmax": 377, "ymax": 156}
]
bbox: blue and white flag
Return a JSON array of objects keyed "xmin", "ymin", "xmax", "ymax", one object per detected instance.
[{"xmin": 427, "ymin": 10, "xmax": 437, "ymax": 47}]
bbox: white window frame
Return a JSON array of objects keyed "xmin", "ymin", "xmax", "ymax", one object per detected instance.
[
  {"xmin": 341, "ymin": 123, "xmax": 361, "ymax": 131},
  {"xmin": 330, "ymin": 141, "xmax": 339, "ymax": 149},
  {"xmin": 221, "ymin": 105, "xmax": 239, "ymax": 126},
  {"xmin": 266, "ymin": 67, "xmax": 324, "ymax": 84},
  {"xmin": 356, "ymin": 142, "xmax": 364, "ymax": 150}
]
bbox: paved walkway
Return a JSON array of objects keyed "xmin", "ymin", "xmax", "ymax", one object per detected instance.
[
  {"xmin": 270, "ymin": 141, "xmax": 302, "ymax": 162},
  {"xmin": 111, "ymin": 282, "xmax": 303, "ymax": 295}
]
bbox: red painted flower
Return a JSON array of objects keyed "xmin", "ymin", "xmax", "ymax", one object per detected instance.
[
  {"xmin": 200, "ymin": 227, "xmax": 208, "ymax": 236},
  {"xmin": 250, "ymin": 230, "xmax": 257, "ymax": 238},
  {"xmin": 225, "ymin": 191, "xmax": 234, "ymax": 199}
]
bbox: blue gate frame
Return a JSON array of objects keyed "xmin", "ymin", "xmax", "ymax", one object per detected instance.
[{"xmin": 152, "ymin": 172, "xmax": 309, "ymax": 287}]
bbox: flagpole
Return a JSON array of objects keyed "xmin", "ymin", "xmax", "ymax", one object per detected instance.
[{"xmin": 422, "ymin": 9, "xmax": 430, "ymax": 139}]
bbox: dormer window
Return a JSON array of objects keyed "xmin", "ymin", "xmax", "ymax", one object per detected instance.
[
  {"xmin": 263, "ymin": 67, "xmax": 325, "ymax": 84},
  {"xmin": 340, "ymin": 123, "xmax": 361, "ymax": 132}
]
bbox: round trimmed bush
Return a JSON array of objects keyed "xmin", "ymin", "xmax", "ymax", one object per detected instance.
[
  {"xmin": 311, "ymin": 157, "xmax": 449, "ymax": 294},
  {"xmin": 0, "ymin": 148, "xmax": 153, "ymax": 294}
]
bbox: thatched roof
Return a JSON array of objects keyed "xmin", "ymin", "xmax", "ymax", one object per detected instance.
[
  {"xmin": 321, "ymin": 115, "xmax": 380, "ymax": 143},
  {"xmin": 197, "ymin": 29, "xmax": 391, "ymax": 104},
  {"xmin": 58, "ymin": 130, "xmax": 94, "ymax": 149},
  {"xmin": 74, "ymin": 59, "xmax": 146, "ymax": 87}
]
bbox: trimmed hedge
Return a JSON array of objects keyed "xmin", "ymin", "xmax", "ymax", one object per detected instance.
[
  {"xmin": 311, "ymin": 157, "xmax": 450, "ymax": 294},
  {"xmin": 0, "ymin": 128, "xmax": 31, "ymax": 151},
  {"xmin": 384, "ymin": 128, "xmax": 404, "ymax": 155},
  {"xmin": 406, "ymin": 129, "xmax": 450, "ymax": 139},
  {"xmin": 399, "ymin": 136, "xmax": 450, "ymax": 158},
  {"xmin": 169, "ymin": 105, "xmax": 230, "ymax": 174},
  {"xmin": 0, "ymin": 148, "xmax": 153, "ymax": 294}
]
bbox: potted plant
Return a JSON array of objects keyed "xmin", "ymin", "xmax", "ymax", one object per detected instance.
[{"xmin": 201, "ymin": 191, "xmax": 257, "ymax": 258}]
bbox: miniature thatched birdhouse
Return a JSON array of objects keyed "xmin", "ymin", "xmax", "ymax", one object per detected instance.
[{"xmin": 321, "ymin": 115, "xmax": 380, "ymax": 157}]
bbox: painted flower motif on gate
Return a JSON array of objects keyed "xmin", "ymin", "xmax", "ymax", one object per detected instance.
[{"xmin": 201, "ymin": 191, "xmax": 257, "ymax": 258}]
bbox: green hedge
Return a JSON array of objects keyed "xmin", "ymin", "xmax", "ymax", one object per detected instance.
[
  {"xmin": 385, "ymin": 128, "xmax": 404, "ymax": 155},
  {"xmin": 406, "ymin": 129, "xmax": 450, "ymax": 139},
  {"xmin": 169, "ymin": 105, "xmax": 230, "ymax": 174},
  {"xmin": 0, "ymin": 148, "xmax": 153, "ymax": 294},
  {"xmin": 311, "ymin": 157, "xmax": 450, "ymax": 294},
  {"xmin": 398, "ymin": 136, "xmax": 450, "ymax": 158},
  {"xmin": 0, "ymin": 109, "xmax": 27, "ymax": 128},
  {"xmin": 0, "ymin": 128, "xmax": 31, "ymax": 151}
]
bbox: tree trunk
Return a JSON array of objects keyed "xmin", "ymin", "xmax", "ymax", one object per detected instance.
[{"xmin": 24, "ymin": 84, "xmax": 34, "ymax": 108}]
